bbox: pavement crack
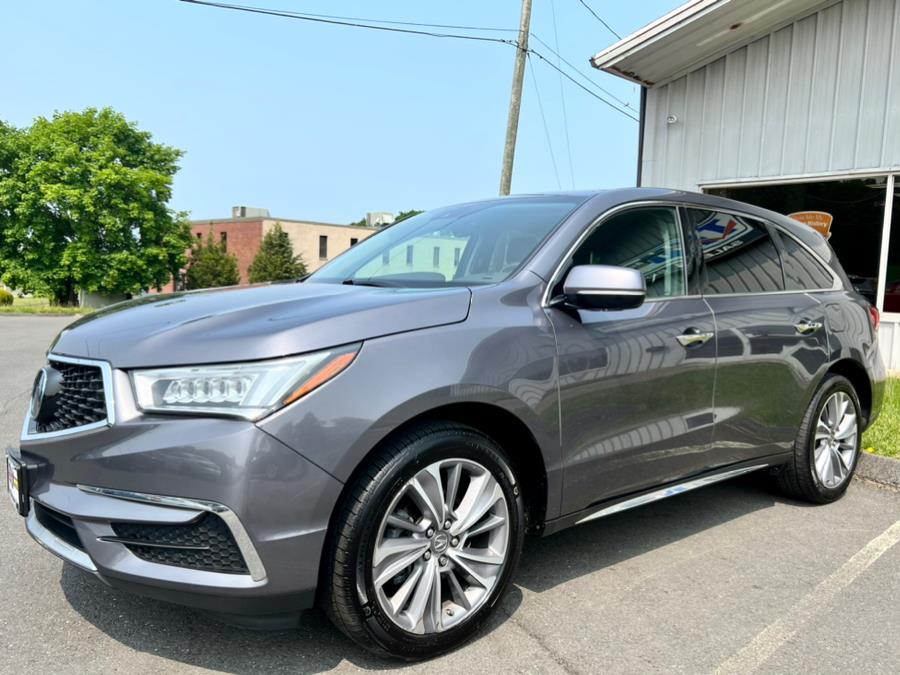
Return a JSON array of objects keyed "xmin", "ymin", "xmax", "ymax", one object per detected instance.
[{"xmin": 497, "ymin": 597, "xmax": 585, "ymax": 675}]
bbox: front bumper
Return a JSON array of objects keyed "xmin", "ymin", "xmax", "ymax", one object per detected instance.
[{"xmin": 12, "ymin": 415, "xmax": 343, "ymax": 617}]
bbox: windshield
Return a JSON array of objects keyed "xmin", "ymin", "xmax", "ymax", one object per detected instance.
[{"xmin": 307, "ymin": 196, "xmax": 587, "ymax": 287}]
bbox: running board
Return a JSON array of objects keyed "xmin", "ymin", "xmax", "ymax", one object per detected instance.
[{"xmin": 575, "ymin": 464, "xmax": 768, "ymax": 525}]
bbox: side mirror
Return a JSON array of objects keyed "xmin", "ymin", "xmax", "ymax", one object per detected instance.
[{"xmin": 561, "ymin": 265, "xmax": 646, "ymax": 310}]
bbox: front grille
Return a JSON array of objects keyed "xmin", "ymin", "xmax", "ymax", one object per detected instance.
[
  {"xmin": 34, "ymin": 502, "xmax": 84, "ymax": 551},
  {"xmin": 111, "ymin": 514, "xmax": 248, "ymax": 575},
  {"xmin": 35, "ymin": 361, "xmax": 107, "ymax": 434}
]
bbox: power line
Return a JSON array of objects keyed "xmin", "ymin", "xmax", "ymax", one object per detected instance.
[
  {"xmin": 528, "ymin": 49, "xmax": 639, "ymax": 121},
  {"xmin": 179, "ymin": 0, "xmax": 518, "ymax": 45},
  {"xmin": 529, "ymin": 33, "xmax": 634, "ymax": 110},
  {"xmin": 179, "ymin": 0, "xmax": 638, "ymax": 122},
  {"xmin": 276, "ymin": 5, "xmax": 520, "ymax": 33},
  {"xmin": 550, "ymin": 0, "xmax": 575, "ymax": 189},
  {"xmin": 526, "ymin": 54, "xmax": 562, "ymax": 189},
  {"xmin": 576, "ymin": 0, "xmax": 622, "ymax": 39}
]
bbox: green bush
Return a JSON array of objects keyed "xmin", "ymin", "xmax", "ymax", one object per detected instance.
[{"xmin": 0, "ymin": 289, "xmax": 13, "ymax": 306}]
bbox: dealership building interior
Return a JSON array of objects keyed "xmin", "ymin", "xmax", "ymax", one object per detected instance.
[{"xmin": 592, "ymin": 0, "xmax": 900, "ymax": 370}]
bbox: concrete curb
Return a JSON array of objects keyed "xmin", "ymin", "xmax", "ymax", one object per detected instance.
[{"xmin": 857, "ymin": 452, "xmax": 900, "ymax": 490}]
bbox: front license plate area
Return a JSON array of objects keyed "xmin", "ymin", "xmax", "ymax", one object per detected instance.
[{"xmin": 6, "ymin": 454, "xmax": 29, "ymax": 517}]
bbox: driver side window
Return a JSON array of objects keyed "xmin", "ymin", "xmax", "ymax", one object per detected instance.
[{"xmin": 567, "ymin": 206, "xmax": 686, "ymax": 299}]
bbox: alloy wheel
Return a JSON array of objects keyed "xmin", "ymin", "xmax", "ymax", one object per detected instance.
[
  {"xmin": 371, "ymin": 458, "xmax": 510, "ymax": 634},
  {"xmin": 813, "ymin": 391, "xmax": 858, "ymax": 488}
]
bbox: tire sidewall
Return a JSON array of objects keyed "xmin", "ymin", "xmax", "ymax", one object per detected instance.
[
  {"xmin": 804, "ymin": 376, "xmax": 861, "ymax": 498},
  {"xmin": 349, "ymin": 427, "xmax": 525, "ymax": 659}
]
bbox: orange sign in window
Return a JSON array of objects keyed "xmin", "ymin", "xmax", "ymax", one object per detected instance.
[{"xmin": 788, "ymin": 211, "xmax": 834, "ymax": 239}]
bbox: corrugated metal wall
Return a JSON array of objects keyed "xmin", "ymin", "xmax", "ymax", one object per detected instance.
[{"xmin": 641, "ymin": 0, "xmax": 900, "ymax": 189}]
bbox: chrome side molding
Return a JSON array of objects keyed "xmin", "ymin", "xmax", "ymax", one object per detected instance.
[
  {"xmin": 77, "ymin": 485, "xmax": 267, "ymax": 582},
  {"xmin": 575, "ymin": 464, "xmax": 768, "ymax": 525}
]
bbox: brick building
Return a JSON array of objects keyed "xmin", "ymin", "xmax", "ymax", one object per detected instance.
[{"xmin": 167, "ymin": 206, "xmax": 377, "ymax": 291}]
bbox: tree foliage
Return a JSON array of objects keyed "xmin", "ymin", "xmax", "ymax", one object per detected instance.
[
  {"xmin": 248, "ymin": 222, "xmax": 306, "ymax": 283},
  {"xmin": 0, "ymin": 108, "xmax": 192, "ymax": 305},
  {"xmin": 394, "ymin": 209, "xmax": 423, "ymax": 223},
  {"xmin": 348, "ymin": 210, "xmax": 423, "ymax": 227},
  {"xmin": 185, "ymin": 230, "xmax": 240, "ymax": 289}
]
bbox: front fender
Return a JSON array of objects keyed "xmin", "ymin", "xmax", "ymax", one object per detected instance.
[{"xmin": 256, "ymin": 319, "xmax": 561, "ymax": 495}]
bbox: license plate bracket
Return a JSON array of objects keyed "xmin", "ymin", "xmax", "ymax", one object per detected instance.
[{"xmin": 6, "ymin": 453, "xmax": 30, "ymax": 517}]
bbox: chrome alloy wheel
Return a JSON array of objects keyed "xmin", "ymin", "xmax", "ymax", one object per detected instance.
[
  {"xmin": 813, "ymin": 391, "xmax": 858, "ymax": 488},
  {"xmin": 371, "ymin": 458, "xmax": 510, "ymax": 634}
]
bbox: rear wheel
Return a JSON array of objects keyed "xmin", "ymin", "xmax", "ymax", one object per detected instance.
[
  {"xmin": 321, "ymin": 422, "xmax": 525, "ymax": 660},
  {"xmin": 777, "ymin": 374, "xmax": 861, "ymax": 503}
]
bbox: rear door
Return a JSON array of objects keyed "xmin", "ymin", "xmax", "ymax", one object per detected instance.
[
  {"xmin": 547, "ymin": 205, "xmax": 718, "ymax": 515},
  {"xmin": 683, "ymin": 207, "xmax": 830, "ymax": 463}
]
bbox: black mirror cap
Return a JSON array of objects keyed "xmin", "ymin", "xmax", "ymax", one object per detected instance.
[{"xmin": 562, "ymin": 264, "xmax": 646, "ymax": 311}]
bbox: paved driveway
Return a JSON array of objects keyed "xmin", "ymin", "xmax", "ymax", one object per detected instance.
[{"xmin": 1, "ymin": 315, "xmax": 899, "ymax": 674}]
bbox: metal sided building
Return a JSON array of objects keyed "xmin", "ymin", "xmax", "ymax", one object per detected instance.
[{"xmin": 592, "ymin": 0, "xmax": 900, "ymax": 370}]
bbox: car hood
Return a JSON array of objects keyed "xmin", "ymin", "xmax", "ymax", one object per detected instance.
[{"xmin": 50, "ymin": 282, "xmax": 472, "ymax": 368}]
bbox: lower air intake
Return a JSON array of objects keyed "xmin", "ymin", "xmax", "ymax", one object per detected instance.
[{"xmin": 111, "ymin": 514, "xmax": 248, "ymax": 575}]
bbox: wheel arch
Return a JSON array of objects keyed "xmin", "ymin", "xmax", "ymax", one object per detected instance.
[
  {"xmin": 823, "ymin": 359, "xmax": 873, "ymax": 427},
  {"xmin": 329, "ymin": 401, "xmax": 550, "ymax": 539}
]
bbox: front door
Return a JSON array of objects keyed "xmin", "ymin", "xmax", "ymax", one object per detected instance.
[{"xmin": 547, "ymin": 206, "xmax": 718, "ymax": 516}]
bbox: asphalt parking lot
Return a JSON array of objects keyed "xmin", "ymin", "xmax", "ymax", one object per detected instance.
[{"xmin": 1, "ymin": 314, "xmax": 899, "ymax": 674}]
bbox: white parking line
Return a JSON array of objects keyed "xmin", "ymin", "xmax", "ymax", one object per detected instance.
[{"xmin": 714, "ymin": 518, "xmax": 900, "ymax": 674}]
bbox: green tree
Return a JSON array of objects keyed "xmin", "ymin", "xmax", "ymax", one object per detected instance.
[
  {"xmin": 348, "ymin": 210, "xmax": 423, "ymax": 227},
  {"xmin": 394, "ymin": 209, "xmax": 423, "ymax": 223},
  {"xmin": 248, "ymin": 222, "xmax": 306, "ymax": 283},
  {"xmin": 0, "ymin": 108, "xmax": 193, "ymax": 305},
  {"xmin": 185, "ymin": 230, "xmax": 240, "ymax": 289}
]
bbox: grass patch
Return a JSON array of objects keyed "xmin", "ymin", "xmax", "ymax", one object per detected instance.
[
  {"xmin": 0, "ymin": 296, "xmax": 91, "ymax": 316},
  {"xmin": 863, "ymin": 378, "xmax": 900, "ymax": 459}
]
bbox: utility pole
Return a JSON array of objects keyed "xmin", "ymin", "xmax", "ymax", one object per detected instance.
[{"xmin": 499, "ymin": 0, "xmax": 533, "ymax": 196}]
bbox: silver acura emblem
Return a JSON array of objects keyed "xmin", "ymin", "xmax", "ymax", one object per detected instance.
[
  {"xmin": 30, "ymin": 367, "xmax": 49, "ymax": 420},
  {"xmin": 431, "ymin": 532, "xmax": 450, "ymax": 554}
]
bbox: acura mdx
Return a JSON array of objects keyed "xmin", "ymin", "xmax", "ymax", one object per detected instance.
[{"xmin": 7, "ymin": 188, "xmax": 885, "ymax": 659}]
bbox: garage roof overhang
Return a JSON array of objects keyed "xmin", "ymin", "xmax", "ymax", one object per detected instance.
[{"xmin": 591, "ymin": 0, "xmax": 830, "ymax": 86}]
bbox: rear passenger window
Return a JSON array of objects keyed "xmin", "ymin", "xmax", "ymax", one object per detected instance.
[
  {"xmin": 685, "ymin": 209, "xmax": 784, "ymax": 294},
  {"xmin": 779, "ymin": 233, "xmax": 834, "ymax": 290}
]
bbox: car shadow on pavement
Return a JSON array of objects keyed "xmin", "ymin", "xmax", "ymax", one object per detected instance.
[{"xmin": 59, "ymin": 473, "xmax": 794, "ymax": 673}]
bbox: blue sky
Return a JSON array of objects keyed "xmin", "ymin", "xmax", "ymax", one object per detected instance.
[{"xmin": 2, "ymin": 0, "xmax": 680, "ymax": 223}]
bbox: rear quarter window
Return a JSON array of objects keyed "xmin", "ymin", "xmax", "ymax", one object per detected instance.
[{"xmin": 778, "ymin": 232, "xmax": 835, "ymax": 291}]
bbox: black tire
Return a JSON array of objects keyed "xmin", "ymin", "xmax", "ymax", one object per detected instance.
[
  {"xmin": 320, "ymin": 421, "xmax": 525, "ymax": 660},
  {"xmin": 776, "ymin": 374, "xmax": 862, "ymax": 504}
]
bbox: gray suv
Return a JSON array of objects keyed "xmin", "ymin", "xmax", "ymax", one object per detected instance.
[{"xmin": 7, "ymin": 188, "xmax": 885, "ymax": 659}]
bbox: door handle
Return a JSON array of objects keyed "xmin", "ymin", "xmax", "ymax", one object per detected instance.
[
  {"xmin": 675, "ymin": 330, "xmax": 714, "ymax": 348},
  {"xmin": 794, "ymin": 320, "xmax": 823, "ymax": 335}
]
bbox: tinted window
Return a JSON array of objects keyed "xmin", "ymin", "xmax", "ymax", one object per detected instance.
[
  {"xmin": 567, "ymin": 207, "xmax": 685, "ymax": 299},
  {"xmin": 779, "ymin": 232, "xmax": 834, "ymax": 290},
  {"xmin": 686, "ymin": 209, "xmax": 784, "ymax": 294}
]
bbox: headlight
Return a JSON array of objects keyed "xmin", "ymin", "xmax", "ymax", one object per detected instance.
[{"xmin": 131, "ymin": 343, "xmax": 361, "ymax": 420}]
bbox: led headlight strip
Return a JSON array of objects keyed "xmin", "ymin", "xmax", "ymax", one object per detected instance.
[{"xmin": 131, "ymin": 343, "xmax": 361, "ymax": 420}]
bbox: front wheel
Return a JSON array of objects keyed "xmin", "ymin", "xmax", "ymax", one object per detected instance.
[
  {"xmin": 776, "ymin": 374, "xmax": 862, "ymax": 503},
  {"xmin": 321, "ymin": 422, "xmax": 525, "ymax": 660}
]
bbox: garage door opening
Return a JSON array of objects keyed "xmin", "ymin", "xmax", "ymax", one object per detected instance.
[{"xmin": 706, "ymin": 176, "xmax": 899, "ymax": 313}]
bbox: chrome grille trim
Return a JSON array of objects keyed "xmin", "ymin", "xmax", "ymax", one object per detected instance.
[{"xmin": 20, "ymin": 354, "xmax": 116, "ymax": 441}]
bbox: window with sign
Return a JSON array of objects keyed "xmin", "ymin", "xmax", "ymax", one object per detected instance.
[
  {"xmin": 564, "ymin": 207, "xmax": 685, "ymax": 299},
  {"xmin": 684, "ymin": 209, "xmax": 784, "ymax": 294}
]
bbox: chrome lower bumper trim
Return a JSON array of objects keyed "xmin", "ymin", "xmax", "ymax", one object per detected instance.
[
  {"xmin": 26, "ymin": 505, "xmax": 97, "ymax": 573},
  {"xmin": 76, "ymin": 484, "xmax": 267, "ymax": 582}
]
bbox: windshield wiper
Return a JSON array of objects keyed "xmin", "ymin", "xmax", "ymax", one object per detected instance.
[{"xmin": 342, "ymin": 278, "xmax": 395, "ymax": 287}]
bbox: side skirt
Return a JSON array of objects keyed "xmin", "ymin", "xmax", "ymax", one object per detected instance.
[{"xmin": 541, "ymin": 455, "xmax": 790, "ymax": 537}]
